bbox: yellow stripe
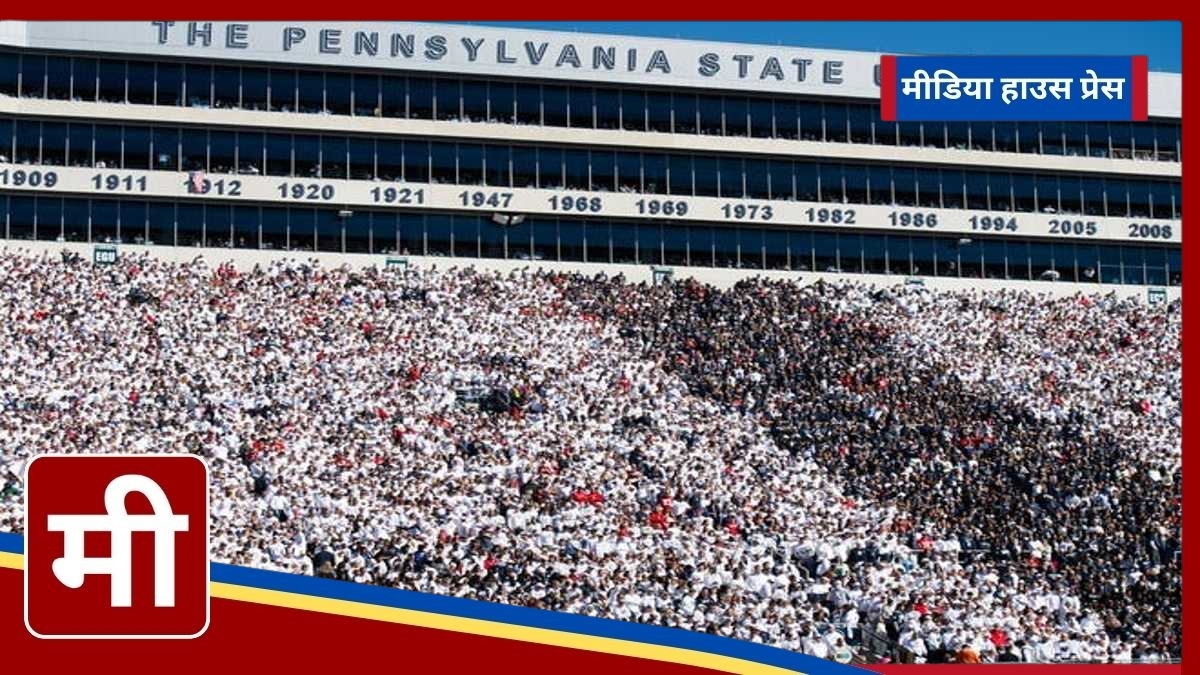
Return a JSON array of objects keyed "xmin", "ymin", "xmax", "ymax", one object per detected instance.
[{"xmin": 0, "ymin": 552, "xmax": 798, "ymax": 675}]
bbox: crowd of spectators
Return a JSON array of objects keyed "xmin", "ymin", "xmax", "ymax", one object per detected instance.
[{"xmin": 0, "ymin": 250, "xmax": 1180, "ymax": 663}]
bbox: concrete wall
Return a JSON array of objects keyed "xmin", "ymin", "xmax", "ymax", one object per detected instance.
[{"xmin": 1, "ymin": 239, "xmax": 1181, "ymax": 303}]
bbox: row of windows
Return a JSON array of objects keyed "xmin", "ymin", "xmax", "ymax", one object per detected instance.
[
  {"xmin": 0, "ymin": 51, "xmax": 1182, "ymax": 162},
  {"xmin": 0, "ymin": 119, "xmax": 1182, "ymax": 219},
  {"xmin": 0, "ymin": 195, "xmax": 1181, "ymax": 287}
]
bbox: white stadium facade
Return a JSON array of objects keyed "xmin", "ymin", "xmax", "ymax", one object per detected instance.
[{"xmin": 0, "ymin": 21, "xmax": 1182, "ymax": 298}]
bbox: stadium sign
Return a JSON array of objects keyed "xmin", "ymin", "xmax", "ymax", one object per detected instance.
[
  {"xmin": 1148, "ymin": 287, "xmax": 1167, "ymax": 305},
  {"xmin": 93, "ymin": 245, "xmax": 118, "ymax": 266}
]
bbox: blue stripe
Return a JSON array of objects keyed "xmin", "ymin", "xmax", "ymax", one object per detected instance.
[{"xmin": 0, "ymin": 530, "xmax": 862, "ymax": 674}]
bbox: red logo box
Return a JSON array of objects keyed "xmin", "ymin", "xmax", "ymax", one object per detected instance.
[{"xmin": 24, "ymin": 454, "xmax": 210, "ymax": 639}]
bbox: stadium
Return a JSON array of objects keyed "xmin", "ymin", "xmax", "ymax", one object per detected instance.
[{"xmin": 0, "ymin": 21, "xmax": 1182, "ymax": 664}]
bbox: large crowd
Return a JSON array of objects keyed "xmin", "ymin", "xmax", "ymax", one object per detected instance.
[{"xmin": 0, "ymin": 250, "xmax": 1181, "ymax": 664}]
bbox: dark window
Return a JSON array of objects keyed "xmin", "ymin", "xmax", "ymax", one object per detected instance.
[
  {"xmin": 1084, "ymin": 178, "xmax": 1108, "ymax": 216},
  {"xmin": 643, "ymin": 153, "xmax": 667, "ymax": 195},
  {"xmin": 1012, "ymin": 174, "xmax": 1036, "ymax": 212},
  {"xmin": 1041, "ymin": 122, "xmax": 1064, "ymax": 155},
  {"xmin": 516, "ymin": 83, "xmax": 540, "ymax": 125},
  {"xmin": 694, "ymin": 156, "xmax": 718, "ymax": 197},
  {"xmin": 36, "ymin": 196, "xmax": 63, "ymax": 242},
  {"xmin": 353, "ymin": 73, "xmax": 380, "ymax": 117},
  {"xmin": 239, "ymin": 131, "xmax": 264, "ymax": 176},
  {"xmin": 1144, "ymin": 247, "xmax": 1167, "ymax": 285},
  {"xmin": 297, "ymin": 70, "xmax": 323, "ymax": 113},
  {"xmin": 206, "ymin": 203, "xmax": 232, "ymax": 248},
  {"xmin": 537, "ymin": 147, "xmax": 563, "ymax": 189},
  {"xmin": 478, "ymin": 213, "xmax": 507, "ymax": 259},
  {"xmin": 698, "ymin": 96, "xmax": 722, "ymax": 136},
  {"xmin": 819, "ymin": 164, "xmax": 843, "ymax": 203},
  {"xmin": 512, "ymin": 147, "xmax": 536, "ymax": 189},
  {"xmin": 156, "ymin": 62, "xmax": 183, "ymax": 105},
  {"xmin": 1150, "ymin": 181, "xmax": 1174, "ymax": 219},
  {"xmin": 923, "ymin": 122, "xmax": 946, "ymax": 148},
  {"xmin": 260, "ymin": 207, "xmax": 286, "ymax": 250},
  {"xmin": 866, "ymin": 165, "xmax": 890, "ymax": 205},
  {"xmin": 293, "ymin": 134, "xmax": 319, "ymax": 177},
  {"xmin": 1168, "ymin": 248, "xmax": 1182, "ymax": 286},
  {"xmin": 452, "ymin": 214, "xmax": 478, "ymax": 258},
  {"xmin": 969, "ymin": 122, "xmax": 993, "ymax": 151},
  {"xmin": 595, "ymin": 88, "xmax": 619, "ymax": 129},
  {"xmin": 403, "ymin": 139, "xmax": 428, "ymax": 183},
  {"xmin": 795, "ymin": 163, "xmax": 818, "ymax": 201},
  {"xmin": 0, "ymin": 118, "xmax": 10, "ymax": 161},
  {"xmin": 242, "ymin": 67, "xmax": 269, "ymax": 111},
  {"xmin": 322, "ymin": 135, "xmax": 349, "ymax": 179},
  {"xmin": 719, "ymin": 156, "xmax": 743, "ymax": 198},
  {"xmin": 983, "ymin": 240, "xmax": 1007, "ymax": 280},
  {"xmin": 1086, "ymin": 122, "xmax": 1110, "ymax": 157},
  {"xmin": 14, "ymin": 120, "xmax": 39, "ymax": 164},
  {"xmin": 543, "ymin": 86, "xmax": 568, "ymax": 127},
  {"xmin": 46, "ymin": 56, "xmax": 70, "ymax": 100},
  {"xmin": 611, "ymin": 223, "xmax": 637, "ymax": 264},
  {"xmin": 1097, "ymin": 244, "xmax": 1123, "ymax": 284},
  {"xmin": 430, "ymin": 142, "xmax": 456, "ymax": 184},
  {"xmin": 8, "ymin": 195, "xmax": 35, "ymax": 240},
  {"xmin": 1155, "ymin": 123, "xmax": 1179, "ymax": 161},
  {"xmin": 458, "ymin": 143, "xmax": 483, "ymax": 186},
  {"xmin": 316, "ymin": 208, "xmax": 342, "ymax": 253},
  {"xmin": 989, "ymin": 173, "xmax": 1012, "ymax": 211},
  {"xmin": 946, "ymin": 122, "xmax": 970, "ymax": 150},
  {"xmin": 749, "ymin": 98, "xmax": 774, "ymax": 138},
  {"xmin": 209, "ymin": 131, "xmax": 236, "ymax": 174},
  {"xmin": 814, "ymin": 232, "xmax": 838, "ymax": 272},
  {"xmin": 564, "ymin": 149, "xmax": 588, "ymax": 190},
  {"xmin": 269, "ymin": 69, "xmax": 296, "ymax": 112},
  {"xmin": 590, "ymin": 150, "xmax": 614, "ymax": 192},
  {"xmin": 637, "ymin": 222, "xmax": 662, "ymax": 265},
  {"xmin": 568, "ymin": 86, "xmax": 592, "ymax": 128},
  {"xmin": 745, "ymin": 158, "xmax": 769, "ymax": 199},
  {"xmin": 875, "ymin": 117, "xmax": 898, "ymax": 146},
  {"xmin": 789, "ymin": 230, "xmax": 813, "ymax": 271},
  {"xmin": 1128, "ymin": 181, "xmax": 1152, "ymax": 218},
  {"xmin": 845, "ymin": 164, "xmax": 870, "ymax": 204},
  {"xmin": 398, "ymin": 212, "xmax": 422, "ymax": 256},
  {"xmin": 408, "ymin": 77, "xmax": 433, "ymax": 119},
  {"xmin": 887, "ymin": 235, "xmax": 911, "ymax": 275},
  {"xmin": 1105, "ymin": 179, "xmax": 1129, "ymax": 217},
  {"xmin": 123, "ymin": 127, "xmax": 150, "ymax": 170},
  {"xmin": 665, "ymin": 224, "xmax": 689, "ymax": 266},
  {"xmin": 621, "ymin": 89, "xmax": 646, "ymax": 132},
  {"xmin": 965, "ymin": 171, "xmax": 989, "ymax": 210},
  {"xmin": 669, "ymin": 155, "xmax": 692, "ymax": 196},
  {"xmin": 184, "ymin": 63, "xmax": 211, "ymax": 107},
  {"xmin": 89, "ymin": 199, "xmax": 118, "ymax": 244},
  {"xmin": 21, "ymin": 54, "xmax": 45, "ymax": 98},
  {"xmin": 724, "ymin": 96, "xmax": 748, "ymax": 137},
  {"xmin": 911, "ymin": 237, "xmax": 935, "ymax": 277},
  {"xmin": 72, "ymin": 58, "xmax": 97, "ymax": 101},
  {"xmin": 616, "ymin": 152, "xmax": 640, "ymax": 193},
  {"xmin": 1076, "ymin": 244, "xmax": 1100, "ymax": 283},
  {"xmin": 713, "ymin": 227, "xmax": 739, "ymax": 268},
  {"xmin": 213, "ymin": 66, "xmax": 240, "ymax": 109},
  {"xmin": 770, "ymin": 160, "xmax": 794, "ymax": 201},
  {"xmin": 916, "ymin": 169, "xmax": 940, "ymax": 208},
  {"xmin": 381, "ymin": 76, "xmax": 405, "ymax": 118},
  {"xmin": 994, "ymin": 123, "xmax": 1016, "ymax": 152},
  {"xmin": 434, "ymin": 78, "xmax": 460, "ymax": 121},
  {"xmin": 42, "ymin": 122, "xmax": 66, "ymax": 165},
  {"xmin": 62, "ymin": 197, "xmax": 88, "ymax": 242},
  {"xmin": 1064, "ymin": 123, "xmax": 1087, "ymax": 157},
  {"xmin": 764, "ymin": 229, "xmax": 788, "ymax": 270},
  {"xmin": 898, "ymin": 121, "xmax": 921, "ymax": 147},
  {"xmin": 146, "ymin": 202, "xmax": 175, "ymax": 247},
  {"xmin": 675, "ymin": 93, "xmax": 699, "ymax": 134},
  {"xmin": 585, "ymin": 221, "xmax": 610, "ymax": 263},
  {"xmin": 848, "ymin": 105, "xmax": 872, "ymax": 144},
  {"xmin": 485, "ymin": 144, "xmax": 511, "ymax": 188},
  {"xmin": 824, "ymin": 104, "xmax": 848, "ymax": 143},
  {"xmin": 799, "ymin": 102, "xmax": 823, "ymax": 141},
  {"xmin": 1122, "ymin": 246, "xmax": 1146, "ymax": 285},
  {"xmin": 377, "ymin": 138, "xmax": 402, "ymax": 181},
  {"xmin": 737, "ymin": 226, "xmax": 763, "ymax": 269},
  {"xmin": 94, "ymin": 125, "xmax": 121, "ymax": 168},
  {"xmin": 68, "ymin": 123, "xmax": 92, "ymax": 167},
  {"xmin": 1109, "ymin": 122, "xmax": 1132, "ymax": 159},
  {"xmin": 461, "ymin": 80, "xmax": 487, "ymax": 122},
  {"xmin": 941, "ymin": 169, "xmax": 964, "ymax": 209},
  {"xmin": 98, "ymin": 59, "xmax": 126, "ymax": 103},
  {"xmin": 862, "ymin": 234, "xmax": 887, "ymax": 274},
  {"xmin": 893, "ymin": 167, "xmax": 916, "ymax": 206},
  {"xmin": 0, "ymin": 53, "xmax": 18, "ymax": 96},
  {"xmin": 348, "ymin": 137, "xmax": 374, "ymax": 180},
  {"xmin": 1036, "ymin": 175, "xmax": 1059, "ymax": 213},
  {"xmin": 773, "ymin": 99, "xmax": 798, "ymax": 139},
  {"xmin": 1171, "ymin": 182, "xmax": 1181, "ymax": 217},
  {"xmin": 1132, "ymin": 123, "xmax": 1155, "ymax": 160},
  {"xmin": 1016, "ymin": 122, "xmax": 1040, "ymax": 154},
  {"xmin": 265, "ymin": 133, "xmax": 291, "ymax": 177},
  {"xmin": 491, "ymin": 81, "xmax": 516, "ymax": 123},
  {"xmin": 648, "ymin": 92, "xmax": 672, "ymax": 133},
  {"xmin": 234, "ymin": 205, "xmax": 259, "ymax": 249}
]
